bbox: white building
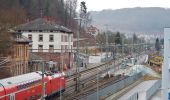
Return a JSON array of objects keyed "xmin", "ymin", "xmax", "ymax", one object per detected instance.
[
  {"xmin": 87, "ymin": 25, "xmax": 99, "ymax": 36},
  {"xmin": 162, "ymin": 28, "xmax": 170, "ymax": 100},
  {"xmin": 14, "ymin": 18, "xmax": 73, "ymax": 53}
]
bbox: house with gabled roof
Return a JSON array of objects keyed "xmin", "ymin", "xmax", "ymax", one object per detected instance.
[
  {"xmin": 13, "ymin": 18, "xmax": 74, "ymax": 72},
  {"xmin": 14, "ymin": 18, "xmax": 73, "ymax": 53}
]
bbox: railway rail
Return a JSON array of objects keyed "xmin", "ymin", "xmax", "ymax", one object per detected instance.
[
  {"xmin": 49, "ymin": 52, "xmax": 147, "ymax": 99},
  {"xmin": 50, "ymin": 57, "xmax": 123, "ymax": 100}
]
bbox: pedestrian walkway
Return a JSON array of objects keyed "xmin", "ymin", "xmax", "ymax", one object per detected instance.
[
  {"xmin": 150, "ymin": 90, "xmax": 161, "ymax": 100},
  {"xmin": 118, "ymin": 79, "xmax": 160, "ymax": 100}
]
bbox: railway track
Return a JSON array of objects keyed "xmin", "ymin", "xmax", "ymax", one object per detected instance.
[
  {"xmin": 50, "ymin": 52, "xmax": 149, "ymax": 100},
  {"xmin": 50, "ymin": 58, "xmax": 122, "ymax": 100},
  {"xmin": 65, "ymin": 58, "xmax": 121, "ymax": 89},
  {"xmin": 65, "ymin": 74, "xmax": 126, "ymax": 100},
  {"xmin": 49, "ymin": 52, "xmax": 147, "ymax": 99},
  {"xmin": 66, "ymin": 57, "xmax": 122, "ymax": 82}
]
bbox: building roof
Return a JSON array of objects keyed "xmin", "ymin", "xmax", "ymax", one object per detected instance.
[
  {"xmin": 14, "ymin": 18, "xmax": 72, "ymax": 33},
  {"xmin": 87, "ymin": 25, "xmax": 99, "ymax": 33},
  {"xmin": 0, "ymin": 72, "xmax": 42, "ymax": 87}
]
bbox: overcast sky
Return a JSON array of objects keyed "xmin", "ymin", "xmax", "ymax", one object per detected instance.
[{"xmin": 78, "ymin": 0, "xmax": 170, "ymax": 11}]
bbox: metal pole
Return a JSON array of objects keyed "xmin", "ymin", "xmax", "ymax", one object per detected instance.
[
  {"xmin": 75, "ymin": 18, "xmax": 81, "ymax": 92},
  {"xmin": 114, "ymin": 43, "xmax": 116, "ymax": 72},
  {"xmin": 97, "ymin": 69, "xmax": 99, "ymax": 100},
  {"xmin": 106, "ymin": 32, "xmax": 108, "ymax": 61},
  {"xmin": 122, "ymin": 37, "xmax": 124, "ymax": 56},
  {"xmin": 60, "ymin": 78, "xmax": 62, "ymax": 100},
  {"xmin": 41, "ymin": 61, "xmax": 45, "ymax": 100},
  {"xmin": 100, "ymin": 44, "xmax": 102, "ymax": 57},
  {"xmin": 61, "ymin": 48, "xmax": 63, "ymax": 72},
  {"xmin": 132, "ymin": 36, "xmax": 134, "ymax": 58}
]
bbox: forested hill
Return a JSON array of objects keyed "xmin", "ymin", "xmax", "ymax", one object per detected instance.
[
  {"xmin": 90, "ymin": 7, "xmax": 170, "ymax": 33},
  {"xmin": 0, "ymin": 0, "xmax": 77, "ymax": 29}
]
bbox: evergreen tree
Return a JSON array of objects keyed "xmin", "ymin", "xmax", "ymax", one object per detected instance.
[
  {"xmin": 115, "ymin": 32, "xmax": 121, "ymax": 45},
  {"xmin": 133, "ymin": 33, "xmax": 138, "ymax": 43},
  {"xmin": 155, "ymin": 38, "xmax": 160, "ymax": 51}
]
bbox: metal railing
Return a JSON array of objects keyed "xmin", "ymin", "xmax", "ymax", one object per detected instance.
[{"xmin": 0, "ymin": 57, "xmax": 10, "ymax": 66}]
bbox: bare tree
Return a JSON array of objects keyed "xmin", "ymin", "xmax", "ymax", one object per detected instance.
[{"xmin": 0, "ymin": 8, "xmax": 26, "ymax": 56}]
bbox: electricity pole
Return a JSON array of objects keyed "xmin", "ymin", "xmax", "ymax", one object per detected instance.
[
  {"xmin": 105, "ymin": 24, "xmax": 109, "ymax": 62},
  {"xmin": 74, "ymin": 17, "xmax": 81, "ymax": 92},
  {"xmin": 41, "ymin": 61, "xmax": 45, "ymax": 100},
  {"xmin": 74, "ymin": 1, "xmax": 87, "ymax": 92}
]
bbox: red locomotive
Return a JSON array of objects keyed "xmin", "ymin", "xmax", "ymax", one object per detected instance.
[{"xmin": 0, "ymin": 71, "xmax": 65, "ymax": 100}]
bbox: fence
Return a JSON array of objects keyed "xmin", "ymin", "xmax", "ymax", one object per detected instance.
[{"xmin": 80, "ymin": 72, "xmax": 142, "ymax": 100}]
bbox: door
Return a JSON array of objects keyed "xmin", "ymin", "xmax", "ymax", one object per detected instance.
[{"xmin": 8, "ymin": 94, "xmax": 15, "ymax": 100}]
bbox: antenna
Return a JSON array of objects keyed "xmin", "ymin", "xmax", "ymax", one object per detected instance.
[{"xmin": 39, "ymin": 0, "xmax": 43, "ymax": 18}]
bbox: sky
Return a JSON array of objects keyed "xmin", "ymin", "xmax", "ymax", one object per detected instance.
[{"xmin": 78, "ymin": 0, "xmax": 170, "ymax": 11}]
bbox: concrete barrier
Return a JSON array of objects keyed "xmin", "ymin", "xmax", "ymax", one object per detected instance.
[
  {"xmin": 80, "ymin": 73, "xmax": 142, "ymax": 100},
  {"xmin": 126, "ymin": 79, "xmax": 161, "ymax": 100},
  {"xmin": 126, "ymin": 92, "xmax": 138, "ymax": 100},
  {"xmin": 146, "ymin": 80, "xmax": 161, "ymax": 100}
]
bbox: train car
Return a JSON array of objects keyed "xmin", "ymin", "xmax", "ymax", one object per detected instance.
[{"xmin": 0, "ymin": 71, "xmax": 65, "ymax": 100}]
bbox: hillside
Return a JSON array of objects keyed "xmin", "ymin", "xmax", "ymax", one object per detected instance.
[{"xmin": 90, "ymin": 7, "xmax": 170, "ymax": 33}]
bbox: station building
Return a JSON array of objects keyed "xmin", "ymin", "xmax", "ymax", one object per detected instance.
[{"xmin": 14, "ymin": 18, "xmax": 74, "ymax": 72}]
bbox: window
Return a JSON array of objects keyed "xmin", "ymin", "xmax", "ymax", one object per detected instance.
[
  {"xmin": 49, "ymin": 45, "xmax": 54, "ymax": 52},
  {"xmin": 28, "ymin": 34, "xmax": 32, "ymax": 40},
  {"xmin": 61, "ymin": 35, "xmax": 64, "ymax": 42},
  {"xmin": 49, "ymin": 35, "xmax": 54, "ymax": 42},
  {"xmin": 38, "ymin": 45, "xmax": 43, "ymax": 52},
  {"xmin": 65, "ymin": 45, "xmax": 67, "ymax": 52},
  {"xmin": 39, "ymin": 35, "xmax": 43, "ymax": 42},
  {"xmin": 29, "ymin": 45, "xmax": 32, "ymax": 52},
  {"xmin": 71, "ymin": 36, "xmax": 73, "ymax": 42},
  {"xmin": 61, "ymin": 35, "xmax": 68, "ymax": 42},
  {"xmin": 71, "ymin": 45, "xmax": 73, "ymax": 52},
  {"xmin": 65, "ymin": 36, "xmax": 68, "ymax": 42},
  {"xmin": 61, "ymin": 45, "xmax": 64, "ymax": 51}
]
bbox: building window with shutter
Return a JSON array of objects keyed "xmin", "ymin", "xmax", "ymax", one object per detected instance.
[
  {"xmin": 38, "ymin": 45, "xmax": 43, "ymax": 52},
  {"xmin": 49, "ymin": 45, "xmax": 54, "ymax": 52},
  {"xmin": 49, "ymin": 35, "xmax": 54, "ymax": 42},
  {"xmin": 61, "ymin": 35, "xmax": 63, "ymax": 42},
  {"xmin": 65, "ymin": 45, "xmax": 67, "ymax": 52},
  {"xmin": 65, "ymin": 36, "xmax": 68, "ymax": 42},
  {"xmin": 28, "ymin": 34, "xmax": 32, "ymax": 40},
  {"xmin": 71, "ymin": 36, "xmax": 73, "ymax": 42},
  {"xmin": 39, "ymin": 35, "xmax": 43, "ymax": 42}
]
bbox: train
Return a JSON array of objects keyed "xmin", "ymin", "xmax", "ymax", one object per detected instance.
[{"xmin": 0, "ymin": 71, "xmax": 66, "ymax": 100}]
